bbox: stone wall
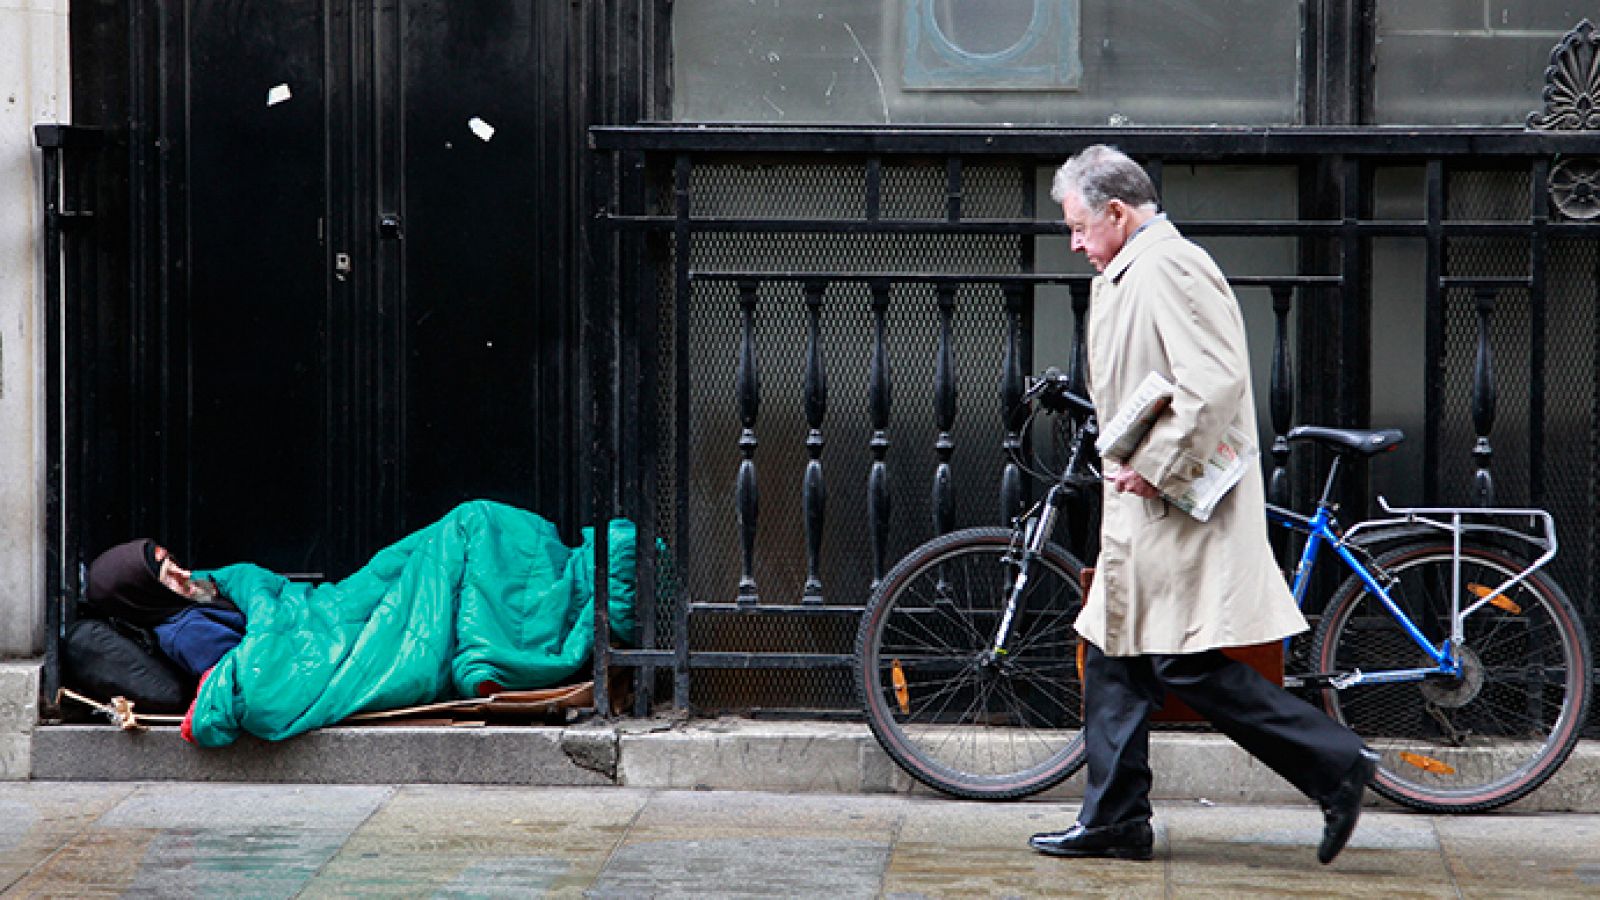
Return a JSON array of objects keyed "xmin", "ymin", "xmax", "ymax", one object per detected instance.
[{"xmin": 0, "ymin": 0, "xmax": 70, "ymax": 659}]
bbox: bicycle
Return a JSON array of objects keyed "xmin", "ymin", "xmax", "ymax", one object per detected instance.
[
  {"xmin": 1271, "ymin": 427, "xmax": 1591, "ymax": 812},
  {"xmin": 855, "ymin": 369, "xmax": 1593, "ymax": 811}
]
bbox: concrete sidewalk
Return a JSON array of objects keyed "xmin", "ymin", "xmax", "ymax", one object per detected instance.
[{"xmin": 3, "ymin": 781, "xmax": 1598, "ymax": 897}]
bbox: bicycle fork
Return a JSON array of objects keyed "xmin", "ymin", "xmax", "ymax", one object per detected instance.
[{"xmin": 987, "ymin": 484, "xmax": 1066, "ymax": 663}]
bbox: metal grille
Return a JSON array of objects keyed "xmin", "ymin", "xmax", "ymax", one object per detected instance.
[
  {"xmin": 1546, "ymin": 237, "xmax": 1600, "ymax": 654},
  {"xmin": 685, "ymin": 280, "xmax": 1011, "ymax": 608},
  {"xmin": 668, "ymin": 160, "xmax": 1025, "ymax": 711},
  {"xmin": 690, "ymin": 667, "xmax": 858, "ymax": 714},
  {"xmin": 651, "ymin": 248, "xmax": 680, "ymax": 651},
  {"xmin": 1446, "ymin": 168, "xmax": 1532, "ymax": 221},
  {"xmin": 1440, "ymin": 169, "xmax": 1598, "ymax": 737},
  {"xmin": 1439, "ymin": 168, "xmax": 1533, "ymax": 512},
  {"xmin": 1435, "ymin": 284, "xmax": 1531, "ymax": 504}
]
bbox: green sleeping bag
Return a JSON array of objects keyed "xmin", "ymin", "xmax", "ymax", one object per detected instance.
[{"xmin": 186, "ymin": 500, "xmax": 638, "ymax": 747}]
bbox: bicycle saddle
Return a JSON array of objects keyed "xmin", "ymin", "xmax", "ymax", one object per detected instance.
[{"xmin": 1286, "ymin": 425, "xmax": 1405, "ymax": 457}]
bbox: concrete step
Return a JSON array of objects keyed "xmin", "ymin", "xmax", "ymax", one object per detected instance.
[{"xmin": 24, "ymin": 718, "xmax": 1600, "ymax": 813}]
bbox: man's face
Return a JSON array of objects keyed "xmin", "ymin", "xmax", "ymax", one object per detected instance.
[{"xmin": 1061, "ymin": 191, "xmax": 1126, "ymax": 273}]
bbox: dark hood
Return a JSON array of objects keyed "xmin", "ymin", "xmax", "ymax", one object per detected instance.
[{"xmin": 85, "ymin": 539, "xmax": 189, "ymax": 627}]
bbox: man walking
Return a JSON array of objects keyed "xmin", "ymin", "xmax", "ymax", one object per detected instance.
[{"xmin": 1029, "ymin": 145, "xmax": 1376, "ymax": 864}]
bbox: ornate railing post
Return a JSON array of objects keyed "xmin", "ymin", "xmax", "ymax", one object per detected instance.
[
  {"xmin": 1268, "ymin": 284, "xmax": 1295, "ymax": 565},
  {"xmin": 932, "ymin": 284, "xmax": 958, "ymax": 537},
  {"xmin": 801, "ymin": 280, "xmax": 828, "ymax": 603},
  {"xmin": 1471, "ymin": 287, "xmax": 1498, "ymax": 507},
  {"xmin": 735, "ymin": 278, "xmax": 762, "ymax": 603},
  {"xmin": 867, "ymin": 279, "xmax": 893, "ymax": 591},
  {"xmin": 1066, "ymin": 280, "xmax": 1091, "ymax": 397},
  {"xmin": 999, "ymin": 283, "xmax": 1028, "ymax": 523},
  {"xmin": 1268, "ymin": 285, "xmax": 1295, "ymax": 502}
]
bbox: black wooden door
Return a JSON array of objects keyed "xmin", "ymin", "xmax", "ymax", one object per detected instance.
[
  {"xmin": 180, "ymin": 1, "xmax": 334, "ymax": 575},
  {"xmin": 159, "ymin": 1, "xmax": 578, "ymax": 577}
]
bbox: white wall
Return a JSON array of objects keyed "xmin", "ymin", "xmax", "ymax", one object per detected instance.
[{"xmin": 0, "ymin": 0, "xmax": 71, "ymax": 657}]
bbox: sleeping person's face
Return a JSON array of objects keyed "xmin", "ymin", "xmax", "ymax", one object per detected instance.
[{"xmin": 152, "ymin": 545, "xmax": 197, "ymax": 598}]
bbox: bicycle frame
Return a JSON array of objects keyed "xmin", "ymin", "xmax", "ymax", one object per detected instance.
[
  {"xmin": 1268, "ymin": 456, "xmax": 1559, "ymax": 690},
  {"xmin": 1268, "ymin": 500, "xmax": 1460, "ymax": 687}
]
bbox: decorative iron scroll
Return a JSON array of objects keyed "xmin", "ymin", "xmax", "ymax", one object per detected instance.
[
  {"xmin": 1528, "ymin": 19, "xmax": 1600, "ymax": 130},
  {"xmin": 1549, "ymin": 157, "xmax": 1600, "ymax": 219}
]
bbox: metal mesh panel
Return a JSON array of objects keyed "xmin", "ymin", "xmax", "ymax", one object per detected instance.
[
  {"xmin": 691, "ymin": 163, "xmax": 867, "ymax": 220},
  {"xmin": 684, "ymin": 279, "xmax": 1011, "ymax": 607},
  {"xmin": 1546, "ymin": 237, "xmax": 1600, "ymax": 726},
  {"xmin": 1445, "ymin": 168, "xmax": 1531, "ymax": 221},
  {"xmin": 1441, "ymin": 168, "xmax": 1598, "ymax": 737},
  {"xmin": 694, "ymin": 232, "xmax": 1021, "ymax": 275},
  {"xmin": 1439, "ymin": 169, "xmax": 1534, "ymax": 508},
  {"xmin": 657, "ymin": 160, "xmax": 1026, "ymax": 712},
  {"xmin": 651, "ymin": 248, "xmax": 680, "ymax": 651},
  {"xmin": 690, "ymin": 668, "xmax": 858, "ymax": 714},
  {"xmin": 688, "ymin": 160, "xmax": 1028, "ymax": 222},
  {"xmin": 1434, "ymin": 284, "xmax": 1531, "ymax": 507},
  {"xmin": 688, "ymin": 611, "xmax": 858, "ymax": 653}
]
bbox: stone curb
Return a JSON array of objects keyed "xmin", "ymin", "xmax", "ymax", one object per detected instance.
[{"xmin": 17, "ymin": 717, "xmax": 1600, "ymax": 812}]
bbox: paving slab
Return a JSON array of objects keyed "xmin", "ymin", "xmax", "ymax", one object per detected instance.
[
  {"xmin": 0, "ymin": 782, "xmax": 138, "ymax": 893},
  {"xmin": 1432, "ymin": 811, "xmax": 1600, "ymax": 897},
  {"xmin": 0, "ymin": 783, "xmax": 1597, "ymax": 897},
  {"xmin": 303, "ymin": 785, "xmax": 650, "ymax": 898},
  {"xmin": 3, "ymin": 783, "xmax": 390, "ymax": 897}
]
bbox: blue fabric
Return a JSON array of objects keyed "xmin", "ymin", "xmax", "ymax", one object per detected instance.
[{"xmin": 156, "ymin": 605, "xmax": 248, "ymax": 679}]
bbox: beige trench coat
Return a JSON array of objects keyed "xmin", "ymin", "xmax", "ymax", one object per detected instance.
[{"xmin": 1074, "ymin": 218, "xmax": 1307, "ymax": 656}]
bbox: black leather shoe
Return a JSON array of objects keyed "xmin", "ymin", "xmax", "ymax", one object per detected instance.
[
  {"xmin": 1029, "ymin": 820, "xmax": 1154, "ymax": 860},
  {"xmin": 1318, "ymin": 748, "xmax": 1379, "ymax": 864}
]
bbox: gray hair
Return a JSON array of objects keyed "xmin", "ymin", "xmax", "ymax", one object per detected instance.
[{"xmin": 1050, "ymin": 144, "xmax": 1159, "ymax": 214}]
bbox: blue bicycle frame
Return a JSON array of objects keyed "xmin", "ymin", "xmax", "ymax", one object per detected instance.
[{"xmin": 1266, "ymin": 500, "xmax": 1460, "ymax": 687}]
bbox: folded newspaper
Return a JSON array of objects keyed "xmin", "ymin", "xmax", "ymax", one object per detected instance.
[{"xmin": 1095, "ymin": 371, "xmax": 1253, "ymax": 523}]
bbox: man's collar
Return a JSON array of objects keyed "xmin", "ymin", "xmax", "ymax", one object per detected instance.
[{"xmin": 1104, "ymin": 215, "xmax": 1176, "ymax": 284}]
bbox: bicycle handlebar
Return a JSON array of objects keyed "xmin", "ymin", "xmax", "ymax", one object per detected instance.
[{"xmin": 1024, "ymin": 367, "xmax": 1095, "ymax": 417}]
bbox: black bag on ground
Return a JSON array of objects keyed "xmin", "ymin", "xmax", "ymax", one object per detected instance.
[{"xmin": 63, "ymin": 618, "xmax": 190, "ymax": 713}]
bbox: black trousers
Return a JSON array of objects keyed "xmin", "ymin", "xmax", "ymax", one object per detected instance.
[{"xmin": 1077, "ymin": 643, "xmax": 1368, "ymax": 828}]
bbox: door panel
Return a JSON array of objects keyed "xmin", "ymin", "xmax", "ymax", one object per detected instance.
[
  {"xmin": 185, "ymin": 1, "xmax": 330, "ymax": 574},
  {"xmin": 161, "ymin": 1, "xmax": 576, "ymax": 576},
  {"xmin": 397, "ymin": 1, "xmax": 571, "ymax": 534}
]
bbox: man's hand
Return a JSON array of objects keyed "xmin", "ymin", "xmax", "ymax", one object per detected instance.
[{"xmin": 1110, "ymin": 466, "xmax": 1159, "ymax": 499}]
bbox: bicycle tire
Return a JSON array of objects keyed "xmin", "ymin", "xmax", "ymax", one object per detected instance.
[
  {"xmin": 855, "ymin": 526, "xmax": 1088, "ymax": 800},
  {"xmin": 1312, "ymin": 539, "xmax": 1592, "ymax": 813}
]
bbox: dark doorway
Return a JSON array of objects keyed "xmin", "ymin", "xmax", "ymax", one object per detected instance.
[{"xmin": 73, "ymin": 1, "xmax": 594, "ymax": 578}]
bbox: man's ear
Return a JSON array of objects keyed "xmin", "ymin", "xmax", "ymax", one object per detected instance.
[{"xmin": 1103, "ymin": 198, "xmax": 1128, "ymax": 227}]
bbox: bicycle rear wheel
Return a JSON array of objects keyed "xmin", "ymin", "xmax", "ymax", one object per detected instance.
[
  {"xmin": 1312, "ymin": 540, "xmax": 1592, "ymax": 812},
  {"xmin": 855, "ymin": 526, "xmax": 1087, "ymax": 800}
]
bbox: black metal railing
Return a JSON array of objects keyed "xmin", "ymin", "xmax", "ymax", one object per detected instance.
[
  {"xmin": 591, "ymin": 124, "xmax": 1600, "ymax": 723},
  {"xmin": 35, "ymin": 124, "xmax": 103, "ymax": 716}
]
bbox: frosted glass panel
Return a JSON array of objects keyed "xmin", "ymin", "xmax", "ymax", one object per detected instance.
[
  {"xmin": 1374, "ymin": 3, "xmax": 1587, "ymax": 125},
  {"xmin": 674, "ymin": 0, "xmax": 1300, "ymax": 125}
]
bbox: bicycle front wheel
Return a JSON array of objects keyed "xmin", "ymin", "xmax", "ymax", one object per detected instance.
[
  {"xmin": 1312, "ymin": 540, "xmax": 1592, "ymax": 812},
  {"xmin": 855, "ymin": 526, "xmax": 1087, "ymax": 800}
]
